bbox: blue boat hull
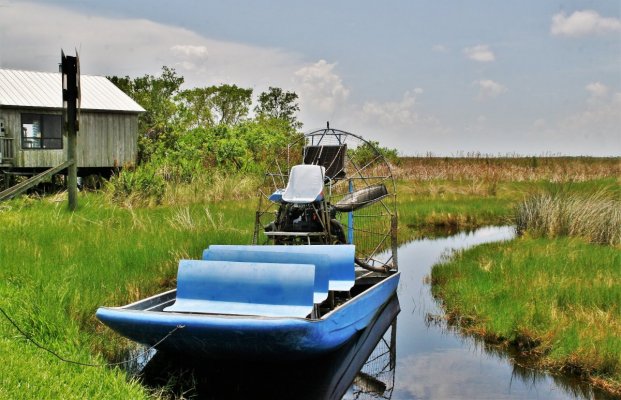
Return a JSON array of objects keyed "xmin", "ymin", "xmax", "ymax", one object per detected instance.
[{"xmin": 96, "ymin": 272, "xmax": 400, "ymax": 359}]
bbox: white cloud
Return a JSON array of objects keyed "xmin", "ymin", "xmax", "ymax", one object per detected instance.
[
  {"xmin": 569, "ymin": 89, "xmax": 621, "ymax": 129},
  {"xmin": 170, "ymin": 45, "xmax": 209, "ymax": 71},
  {"xmin": 293, "ymin": 60, "xmax": 350, "ymax": 115},
  {"xmin": 533, "ymin": 118, "xmax": 547, "ymax": 130},
  {"xmin": 474, "ymin": 79, "xmax": 507, "ymax": 99},
  {"xmin": 0, "ymin": 1, "xmax": 303, "ymax": 89},
  {"xmin": 171, "ymin": 45, "xmax": 209, "ymax": 59},
  {"xmin": 551, "ymin": 10, "xmax": 621, "ymax": 37},
  {"xmin": 531, "ymin": 87, "xmax": 621, "ymax": 154},
  {"xmin": 393, "ymin": 349, "xmax": 549, "ymax": 399},
  {"xmin": 358, "ymin": 91, "xmax": 419, "ymax": 127},
  {"xmin": 585, "ymin": 82, "xmax": 609, "ymax": 98},
  {"xmin": 463, "ymin": 45, "xmax": 495, "ymax": 62},
  {"xmin": 336, "ymin": 90, "xmax": 450, "ymax": 155}
]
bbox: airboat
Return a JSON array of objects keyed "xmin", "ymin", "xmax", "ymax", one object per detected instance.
[{"xmin": 96, "ymin": 126, "xmax": 400, "ymax": 358}]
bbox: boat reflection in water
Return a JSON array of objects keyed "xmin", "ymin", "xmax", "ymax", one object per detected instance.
[{"xmin": 133, "ymin": 295, "xmax": 400, "ymax": 399}]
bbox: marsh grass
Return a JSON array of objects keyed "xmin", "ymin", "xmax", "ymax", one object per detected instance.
[
  {"xmin": 422, "ymin": 174, "xmax": 621, "ymax": 394},
  {"xmin": 396, "ymin": 178, "xmax": 619, "ymax": 239},
  {"xmin": 1, "ymin": 156, "xmax": 618, "ymax": 398},
  {"xmin": 106, "ymin": 168, "xmax": 260, "ymax": 208},
  {"xmin": 395, "ymin": 156, "xmax": 620, "ymax": 182},
  {"xmin": 0, "ymin": 193, "xmax": 255, "ymax": 399},
  {"xmin": 431, "ymin": 237, "xmax": 621, "ymax": 395},
  {"xmin": 516, "ymin": 189, "xmax": 621, "ymax": 245}
]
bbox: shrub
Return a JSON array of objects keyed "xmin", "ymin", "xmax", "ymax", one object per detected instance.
[
  {"xmin": 106, "ymin": 164, "xmax": 166, "ymax": 205},
  {"xmin": 349, "ymin": 140, "xmax": 400, "ymax": 166},
  {"xmin": 516, "ymin": 189, "xmax": 621, "ymax": 245}
]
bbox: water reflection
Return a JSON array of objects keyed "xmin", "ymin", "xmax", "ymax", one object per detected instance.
[
  {"xmin": 345, "ymin": 316, "xmax": 398, "ymax": 400},
  {"xmin": 133, "ymin": 295, "xmax": 400, "ymax": 399}
]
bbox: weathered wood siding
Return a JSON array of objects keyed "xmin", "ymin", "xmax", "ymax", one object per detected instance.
[
  {"xmin": 77, "ymin": 112, "xmax": 138, "ymax": 168},
  {"xmin": 0, "ymin": 107, "xmax": 138, "ymax": 168}
]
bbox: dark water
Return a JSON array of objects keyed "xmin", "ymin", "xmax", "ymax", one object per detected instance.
[{"xmin": 130, "ymin": 227, "xmax": 614, "ymax": 399}]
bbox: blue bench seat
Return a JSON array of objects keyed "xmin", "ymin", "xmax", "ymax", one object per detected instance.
[
  {"xmin": 164, "ymin": 260, "xmax": 315, "ymax": 318},
  {"xmin": 204, "ymin": 245, "xmax": 355, "ymax": 292}
]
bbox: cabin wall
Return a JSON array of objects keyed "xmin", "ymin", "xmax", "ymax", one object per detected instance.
[
  {"xmin": 78, "ymin": 112, "xmax": 138, "ymax": 168},
  {"xmin": 0, "ymin": 107, "xmax": 138, "ymax": 169}
]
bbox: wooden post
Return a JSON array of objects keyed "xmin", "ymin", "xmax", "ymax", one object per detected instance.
[{"xmin": 61, "ymin": 51, "xmax": 79, "ymax": 211}]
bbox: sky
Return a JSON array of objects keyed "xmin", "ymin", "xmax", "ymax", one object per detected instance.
[{"xmin": 0, "ymin": 0, "xmax": 619, "ymax": 156}]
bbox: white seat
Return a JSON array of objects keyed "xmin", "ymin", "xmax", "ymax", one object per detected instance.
[{"xmin": 282, "ymin": 165, "xmax": 325, "ymax": 203}]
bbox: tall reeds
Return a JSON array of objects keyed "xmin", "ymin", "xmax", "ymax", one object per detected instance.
[
  {"xmin": 394, "ymin": 156, "xmax": 620, "ymax": 182},
  {"xmin": 516, "ymin": 189, "xmax": 621, "ymax": 246},
  {"xmin": 105, "ymin": 168, "xmax": 260, "ymax": 207}
]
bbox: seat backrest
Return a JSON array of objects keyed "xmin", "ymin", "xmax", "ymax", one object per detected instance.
[
  {"xmin": 164, "ymin": 260, "xmax": 315, "ymax": 318},
  {"xmin": 282, "ymin": 164, "xmax": 325, "ymax": 203},
  {"xmin": 204, "ymin": 244, "xmax": 356, "ymax": 292},
  {"xmin": 303, "ymin": 144, "xmax": 346, "ymax": 180},
  {"xmin": 203, "ymin": 248, "xmax": 330, "ymax": 303}
]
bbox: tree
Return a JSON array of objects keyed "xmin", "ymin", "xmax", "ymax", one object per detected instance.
[
  {"xmin": 176, "ymin": 87, "xmax": 215, "ymax": 129},
  {"xmin": 349, "ymin": 140, "xmax": 400, "ymax": 166},
  {"xmin": 254, "ymin": 87, "xmax": 301, "ymax": 129},
  {"xmin": 207, "ymin": 84, "xmax": 253, "ymax": 126},
  {"xmin": 108, "ymin": 66, "xmax": 184, "ymax": 163}
]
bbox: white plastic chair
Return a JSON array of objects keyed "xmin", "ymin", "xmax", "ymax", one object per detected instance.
[{"xmin": 282, "ymin": 165, "xmax": 325, "ymax": 203}]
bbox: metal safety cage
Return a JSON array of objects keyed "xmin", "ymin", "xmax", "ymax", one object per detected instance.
[{"xmin": 253, "ymin": 126, "xmax": 398, "ymax": 271}]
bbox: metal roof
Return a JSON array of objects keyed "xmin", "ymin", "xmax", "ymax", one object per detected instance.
[{"xmin": 0, "ymin": 69, "xmax": 145, "ymax": 113}]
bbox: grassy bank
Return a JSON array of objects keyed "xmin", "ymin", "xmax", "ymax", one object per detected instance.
[
  {"xmin": 0, "ymin": 194, "xmax": 255, "ymax": 399},
  {"xmin": 431, "ymin": 184, "xmax": 621, "ymax": 395},
  {"xmin": 431, "ymin": 238, "xmax": 621, "ymax": 394}
]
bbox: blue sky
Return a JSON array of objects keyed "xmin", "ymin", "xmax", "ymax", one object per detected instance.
[{"xmin": 1, "ymin": 1, "xmax": 619, "ymax": 155}]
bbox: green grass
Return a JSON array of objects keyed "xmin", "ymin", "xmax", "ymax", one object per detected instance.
[
  {"xmin": 0, "ymin": 172, "xmax": 617, "ymax": 398},
  {"xmin": 396, "ymin": 178, "xmax": 618, "ymax": 239},
  {"xmin": 431, "ymin": 237, "xmax": 621, "ymax": 394},
  {"xmin": 0, "ymin": 193, "xmax": 256, "ymax": 399}
]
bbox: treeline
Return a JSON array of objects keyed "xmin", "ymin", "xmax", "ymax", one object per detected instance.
[
  {"xmin": 109, "ymin": 66, "xmax": 302, "ymax": 171},
  {"xmin": 106, "ymin": 67, "xmax": 305, "ymax": 203}
]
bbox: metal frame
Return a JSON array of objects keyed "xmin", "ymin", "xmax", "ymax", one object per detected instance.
[{"xmin": 253, "ymin": 126, "xmax": 398, "ymax": 271}]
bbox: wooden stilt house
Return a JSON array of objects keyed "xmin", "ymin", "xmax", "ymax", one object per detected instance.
[{"xmin": 0, "ymin": 69, "xmax": 144, "ymax": 176}]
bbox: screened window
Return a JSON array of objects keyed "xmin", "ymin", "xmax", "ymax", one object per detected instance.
[{"xmin": 21, "ymin": 113, "xmax": 63, "ymax": 149}]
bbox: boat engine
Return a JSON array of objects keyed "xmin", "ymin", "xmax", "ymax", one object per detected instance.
[{"xmin": 265, "ymin": 200, "xmax": 346, "ymax": 245}]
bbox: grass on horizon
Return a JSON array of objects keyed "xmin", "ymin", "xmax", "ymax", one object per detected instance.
[{"xmin": 395, "ymin": 155, "xmax": 620, "ymax": 182}]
